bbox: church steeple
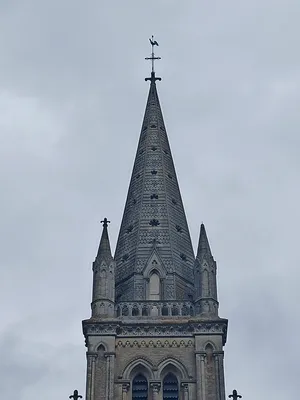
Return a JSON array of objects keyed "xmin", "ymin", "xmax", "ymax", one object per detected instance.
[
  {"xmin": 114, "ymin": 46, "xmax": 195, "ymax": 302},
  {"xmin": 82, "ymin": 39, "xmax": 228, "ymax": 400}
]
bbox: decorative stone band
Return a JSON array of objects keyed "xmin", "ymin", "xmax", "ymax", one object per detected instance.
[
  {"xmin": 116, "ymin": 338, "xmax": 194, "ymax": 348},
  {"xmin": 82, "ymin": 320, "xmax": 228, "ymax": 344}
]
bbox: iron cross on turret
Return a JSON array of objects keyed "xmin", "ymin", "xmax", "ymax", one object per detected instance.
[
  {"xmin": 69, "ymin": 390, "xmax": 82, "ymax": 400},
  {"xmin": 101, "ymin": 218, "xmax": 111, "ymax": 227},
  {"xmin": 145, "ymin": 35, "xmax": 161, "ymax": 82},
  {"xmin": 229, "ymin": 389, "xmax": 242, "ymax": 400}
]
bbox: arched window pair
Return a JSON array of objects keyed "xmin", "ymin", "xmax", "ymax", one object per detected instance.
[{"xmin": 132, "ymin": 373, "xmax": 178, "ymax": 399}]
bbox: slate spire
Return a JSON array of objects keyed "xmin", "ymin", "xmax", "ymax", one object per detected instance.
[{"xmin": 114, "ymin": 77, "xmax": 195, "ymax": 301}]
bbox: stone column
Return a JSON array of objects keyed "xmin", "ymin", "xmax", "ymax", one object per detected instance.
[
  {"xmin": 150, "ymin": 382, "xmax": 161, "ymax": 400},
  {"xmin": 85, "ymin": 353, "xmax": 97, "ymax": 400},
  {"xmin": 214, "ymin": 355, "xmax": 220, "ymax": 400},
  {"xmin": 218, "ymin": 352, "xmax": 226, "ymax": 400},
  {"xmin": 195, "ymin": 354, "xmax": 202, "ymax": 400},
  {"xmin": 122, "ymin": 383, "xmax": 130, "ymax": 400},
  {"xmin": 181, "ymin": 383, "xmax": 189, "ymax": 400},
  {"xmin": 105, "ymin": 352, "xmax": 116, "ymax": 400},
  {"xmin": 200, "ymin": 354, "xmax": 206, "ymax": 400}
]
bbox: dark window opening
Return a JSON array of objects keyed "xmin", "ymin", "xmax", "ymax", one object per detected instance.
[
  {"xmin": 142, "ymin": 306, "xmax": 148, "ymax": 316},
  {"xmin": 163, "ymin": 373, "xmax": 178, "ymax": 400},
  {"xmin": 132, "ymin": 307, "xmax": 139, "ymax": 316},
  {"xmin": 172, "ymin": 306, "xmax": 179, "ymax": 316},
  {"xmin": 132, "ymin": 374, "xmax": 148, "ymax": 400},
  {"xmin": 162, "ymin": 306, "xmax": 169, "ymax": 316},
  {"xmin": 122, "ymin": 306, "xmax": 129, "ymax": 316}
]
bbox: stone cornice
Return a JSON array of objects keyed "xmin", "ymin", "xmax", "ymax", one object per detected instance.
[{"xmin": 82, "ymin": 318, "xmax": 228, "ymax": 344}]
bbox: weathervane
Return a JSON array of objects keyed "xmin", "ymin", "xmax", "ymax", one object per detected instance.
[{"xmin": 145, "ymin": 35, "xmax": 161, "ymax": 82}]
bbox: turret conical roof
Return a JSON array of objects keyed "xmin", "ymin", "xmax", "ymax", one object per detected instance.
[
  {"xmin": 95, "ymin": 218, "xmax": 113, "ymax": 264},
  {"xmin": 196, "ymin": 223, "xmax": 213, "ymax": 260}
]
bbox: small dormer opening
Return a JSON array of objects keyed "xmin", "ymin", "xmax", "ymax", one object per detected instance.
[{"xmin": 149, "ymin": 271, "xmax": 160, "ymax": 300}]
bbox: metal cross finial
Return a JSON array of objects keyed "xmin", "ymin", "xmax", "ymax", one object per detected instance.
[
  {"xmin": 229, "ymin": 389, "xmax": 242, "ymax": 400},
  {"xmin": 145, "ymin": 35, "xmax": 161, "ymax": 83},
  {"xmin": 69, "ymin": 390, "xmax": 82, "ymax": 400},
  {"xmin": 101, "ymin": 218, "xmax": 111, "ymax": 228}
]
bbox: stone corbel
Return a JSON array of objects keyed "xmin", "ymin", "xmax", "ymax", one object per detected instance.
[
  {"xmin": 122, "ymin": 382, "xmax": 130, "ymax": 392},
  {"xmin": 181, "ymin": 383, "xmax": 189, "ymax": 400},
  {"xmin": 150, "ymin": 382, "xmax": 161, "ymax": 400},
  {"xmin": 122, "ymin": 382, "xmax": 130, "ymax": 400}
]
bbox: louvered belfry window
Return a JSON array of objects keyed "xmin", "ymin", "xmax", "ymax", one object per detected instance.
[
  {"xmin": 163, "ymin": 373, "xmax": 179, "ymax": 400},
  {"xmin": 132, "ymin": 374, "xmax": 148, "ymax": 399}
]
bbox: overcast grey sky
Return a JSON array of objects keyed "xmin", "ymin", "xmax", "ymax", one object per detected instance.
[{"xmin": 1, "ymin": 1, "xmax": 299, "ymax": 399}]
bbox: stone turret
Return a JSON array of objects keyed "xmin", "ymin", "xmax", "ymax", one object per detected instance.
[
  {"xmin": 194, "ymin": 223, "xmax": 219, "ymax": 317},
  {"xmin": 91, "ymin": 218, "xmax": 115, "ymax": 317}
]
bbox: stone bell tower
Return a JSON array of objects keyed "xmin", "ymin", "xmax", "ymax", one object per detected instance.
[{"xmin": 82, "ymin": 39, "xmax": 228, "ymax": 400}]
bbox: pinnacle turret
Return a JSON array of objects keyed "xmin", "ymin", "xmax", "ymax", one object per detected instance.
[
  {"xmin": 91, "ymin": 218, "xmax": 115, "ymax": 317},
  {"xmin": 194, "ymin": 223, "xmax": 219, "ymax": 317}
]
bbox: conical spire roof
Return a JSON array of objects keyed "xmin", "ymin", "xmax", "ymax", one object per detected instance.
[
  {"xmin": 95, "ymin": 218, "xmax": 113, "ymax": 263},
  {"xmin": 196, "ymin": 223, "xmax": 212, "ymax": 259},
  {"xmin": 114, "ymin": 80, "xmax": 195, "ymax": 300}
]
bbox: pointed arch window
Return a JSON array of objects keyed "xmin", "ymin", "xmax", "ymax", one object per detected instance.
[
  {"xmin": 149, "ymin": 271, "xmax": 160, "ymax": 300},
  {"xmin": 132, "ymin": 374, "xmax": 148, "ymax": 399},
  {"xmin": 163, "ymin": 373, "xmax": 179, "ymax": 399}
]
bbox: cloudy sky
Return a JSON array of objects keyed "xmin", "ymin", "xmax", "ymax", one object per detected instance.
[{"xmin": 1, "ymin": 1, "xmax": 299, "ymax": 399}]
